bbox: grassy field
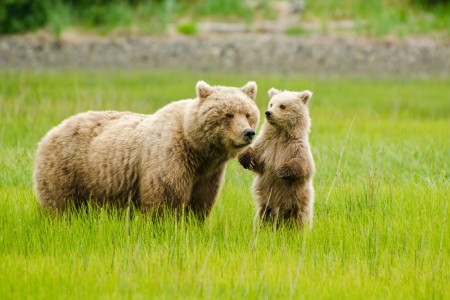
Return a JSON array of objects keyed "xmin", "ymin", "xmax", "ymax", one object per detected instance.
[{"xmin": 0, "ymin": 71, "xmax": 449, "ymax": 299}]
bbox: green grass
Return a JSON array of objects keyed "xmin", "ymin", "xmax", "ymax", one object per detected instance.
[
  {"xmin": 0, "ymin": 71, "xmax": 449, "ymax": 299},
  {"xmin": 304, "ymin": 0, "xmax": 450, "ymax": 36}
]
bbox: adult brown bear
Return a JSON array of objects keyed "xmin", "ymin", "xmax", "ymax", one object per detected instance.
[{"xmin": 34, "ymin": 81, "xmax": 260, "ymax": 220}]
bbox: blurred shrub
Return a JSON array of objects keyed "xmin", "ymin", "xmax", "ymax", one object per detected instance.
[
  {"xmin": 0, "ymin": 0, "xmax": 169, "ymax": 34},
  {"xmin": 0, "ymin": 0, "xmax": 48, "ymax": 34},
  {"xmin": 199, "ymin": 0, "xmax": 252, "ymax": 21},
  {"xmin": 46, "ymin": 0, "xmax": 71, "ymax": 37},
  {"xmin": 177, "ymin": 22, "xmax": 197, "ymax": 35},
  {"xmin": 413, "ymin": 0, "xmax": 449, "ymax": 7},
  {"xmin": 64, "ymin": 0, "xmax": 150, "ymax": 7},
  {"xmin": 71, "ymin": 2, "xmax": 133, "ymax": 28}
]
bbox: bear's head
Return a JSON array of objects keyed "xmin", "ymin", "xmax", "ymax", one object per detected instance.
[
  {"xmin": 194, "ymin": 80, "xmax": 260, "ymax": 152},
  {"xmin": 265, "ymin": 88, "xmax": 313, "ymax": 133}
]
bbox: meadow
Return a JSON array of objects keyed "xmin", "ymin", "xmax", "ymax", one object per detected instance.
[{"xmin": 0, "ymin": 71, "xmax": 449, "ymax": 299}]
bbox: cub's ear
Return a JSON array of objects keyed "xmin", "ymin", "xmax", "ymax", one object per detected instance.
[
  {"xmin": 299, "ymin": 90, "xmax": 313, "ymax": 104},
  {"xmin": 241, "ymin": 81, "xmax": 257, "ymax": 101},
  {"xmin": 268, "ymin": 88, "xmax": 280, "ymax": 98},
  {"xmin": 196, "ymin": 80, "xmax": 213, "ymax": 100}
]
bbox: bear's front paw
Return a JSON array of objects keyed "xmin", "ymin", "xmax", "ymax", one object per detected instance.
[
  {"xmin": 278, "ymin": 166, "xmax": 294, "ymax": 179},
  {"xmin": 238, "ymin": 152, "xmax": 254, "ymax": 169}
]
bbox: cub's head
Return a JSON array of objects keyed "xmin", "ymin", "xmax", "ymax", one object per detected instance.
[
  {"xmin": 265, "ymin": 88, "xmax": 313, "ymax": 133},
  {"xmin": 195, "ymin": 80, "xmax": 260, "ymax": 151}
]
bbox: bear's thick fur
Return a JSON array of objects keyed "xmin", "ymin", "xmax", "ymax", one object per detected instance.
[
  {"xmin": 239, "ymin": 88, "xmax": 315, "ymax": 228},
  {"xmin": 34, "ymin": 81, "xmax": 260, "ymax": 219}
]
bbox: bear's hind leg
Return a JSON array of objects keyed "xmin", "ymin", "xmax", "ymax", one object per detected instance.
[
  {"xmin": 34, "ymin": 160, "xmax": 83, "ymax": 212},
  {"xmin": 292, "ymin": 204, "xmax": 312, "ymax": 229},
  {"xmin": 35, "ymin": 178, "xmax": 81, "ymax": 212}
]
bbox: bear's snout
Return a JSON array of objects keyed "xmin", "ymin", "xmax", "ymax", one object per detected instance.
[
  {"xmin": 265, "ymin": 111, "xmax": 273, "ymax": 119},
  {"xmin": 243, "ymin": 128, "xmax": 256, "ymax": 142}
]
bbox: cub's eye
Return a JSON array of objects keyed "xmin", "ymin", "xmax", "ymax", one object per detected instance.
[
  {"xmin": 279, "ymin": 104, "xmax": 286, "ymax": 109},
  {"xmin": 246, "ymin": 114, "xmax": 250, "ymax": 118},
  {"xmin": 225, "ymin": 113, "xmax": 234, "ymax": 118},
  {"xmin": 270, "ymin": 103, "xmax": 273, "ymax": 107}
]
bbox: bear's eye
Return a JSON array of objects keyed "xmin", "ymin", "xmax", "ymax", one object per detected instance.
[
  {"xmin": 279, "ymin": 104, "xmax": 286, "ymax": 110},
  {"xmin": 225, "ymin": 113, "xmax": 234, "ymax": 118},
  {"xmin": 270, "ymin": 103, "xmax": 273, "ymax": 107},
  {"xmin": 245, "ymin": 113, "xmax": 250, "ymax": 118}
]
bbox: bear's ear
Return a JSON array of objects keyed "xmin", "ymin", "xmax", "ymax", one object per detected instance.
[
  {"xmin": 241, "ymin": 81, "xmax": 257, "ymax": 101},
  {"xmin": 299, "ymin": 90, "xmax": 313, "ymax": 104},
  {"xmin": 268, "ymin": 88, "xmax": 280, "ymax": 98},
  {"xmin": 196, "ymin": 80, "xmax": 213, "ymax": 100}
]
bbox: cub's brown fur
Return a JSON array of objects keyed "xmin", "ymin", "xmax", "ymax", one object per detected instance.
[
  {"xmin": 34, "ymin": 81, "xmax": 260, "ymax": 220},
  {"xmin": 239, "ymin": 88, "xmax": 315, "ymax": 228}
]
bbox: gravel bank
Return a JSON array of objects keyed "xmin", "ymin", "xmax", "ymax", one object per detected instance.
[{"xmin": 1, "ymin": 34, "xmax": 449, "ymax": 76}]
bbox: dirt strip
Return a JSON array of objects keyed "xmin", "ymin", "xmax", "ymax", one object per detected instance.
[{"xmin": 1, "ymin": 34, "xmax": 449, "ymax": 76}]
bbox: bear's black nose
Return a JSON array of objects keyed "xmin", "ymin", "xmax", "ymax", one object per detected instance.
[
  {"xmin": 265, "ymin": 111, "xmax": 272, "ymax": 118},
  {"xmin": 243, "ymin": 129, "xmax": 255, "ymax": 141}
]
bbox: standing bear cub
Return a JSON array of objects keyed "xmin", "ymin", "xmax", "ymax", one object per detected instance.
[
  {"xmin": 239, "ymin": 88, "xmax": 315, "ymax": 228},
  {"xmin": 34, "ymin": 81, "xmax": 260, "ymax": 220}
]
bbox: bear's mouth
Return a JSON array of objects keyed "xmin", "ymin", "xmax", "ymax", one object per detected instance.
[
  {"xmin": 267, "ymin": 118, "xmax": 276, "ymax": 125},
  {"xmin": 233, "ymin": 141, "xmax": 251, "ymax": 148}
]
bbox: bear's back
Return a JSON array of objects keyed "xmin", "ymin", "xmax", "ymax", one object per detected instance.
[{"xmin": 35, "ymin": 111, "xmax": 147, "ymax": 205}]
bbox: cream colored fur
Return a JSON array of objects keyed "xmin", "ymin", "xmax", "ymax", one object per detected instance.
[
  {"xmin": 34, "ymin": 81, "xmax": 260, "ymax": 220},
  {"xmin": 239, "ymin": 88, "xmax": 315, "ymax": 228}
]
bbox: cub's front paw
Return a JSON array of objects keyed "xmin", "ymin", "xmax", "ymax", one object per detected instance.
[
  {"xmin": 278, "ymin": 166, "xmax": 294, "ymax": 179},
  {"xmin": 238, "ymin": 151, "xmax": 254, "ymax": 169}
]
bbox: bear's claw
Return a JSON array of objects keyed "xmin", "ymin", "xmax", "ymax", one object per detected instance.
[{"xmin": 238, "ymin": 152, "xmax": 253, "ymax": 169}]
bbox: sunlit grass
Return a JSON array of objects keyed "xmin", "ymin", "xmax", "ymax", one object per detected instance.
[{"xmin": 0, "ymin": 71, "xmax": 449, "ymax": 298}]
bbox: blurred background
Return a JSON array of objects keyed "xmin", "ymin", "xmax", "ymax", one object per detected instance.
[{"xmin": 0, "ymin": 0, "xmax": 449, "ymax": 75}]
